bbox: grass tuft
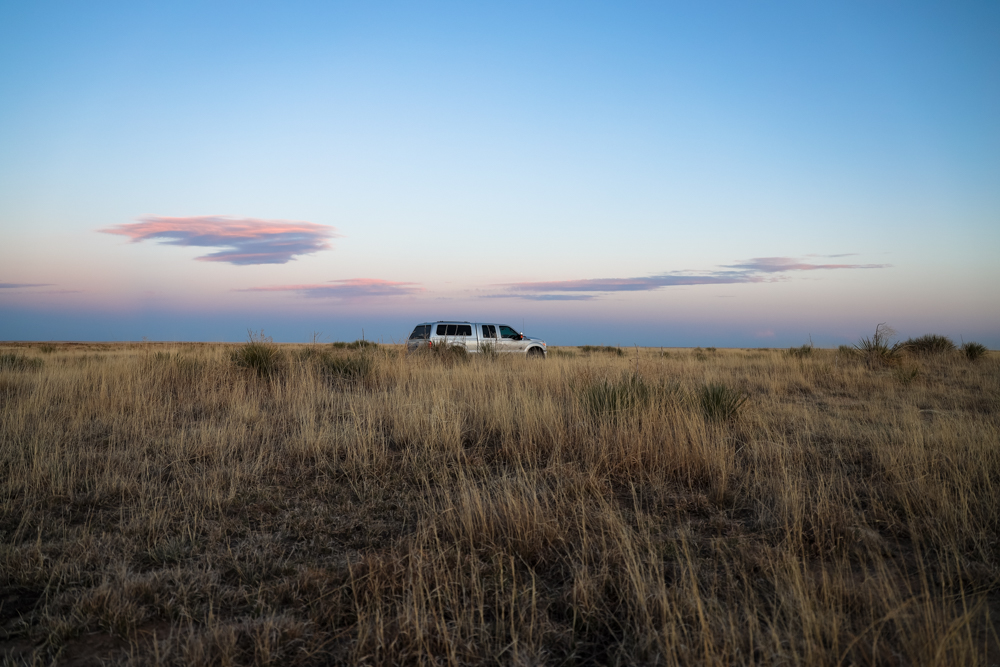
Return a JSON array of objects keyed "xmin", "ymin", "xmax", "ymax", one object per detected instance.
[
  {"xmin": 960, "ymin": 341, "xmax": 988, "ymax": 362},
  {"xmin": 581, "ymin": 372, "xmax": 653, "ymax": 421},
  {"xmin": 699, "ymin": 382, "xmax": 747, "ymax": 423},
  {"xmin": 0, "ymin": 352, "xmax": 44, "ymax": 371},
  {"xmin": 231, "ymin": 330, "xmax": 282, "ymax": 377},
  {"xmin": 855, "ymin": 323, "xmax": 907, "ymax": 368},
  {"xmin": 787, "ymin": 344, "xmax": 813, "ymax": 358},
  {"xmin": 904, "ymin": 334, "xmax": 956, "ymax": 355},
  {"xmin": 319, "ymin": 353, "xmax": 376, "ymax": 385}
]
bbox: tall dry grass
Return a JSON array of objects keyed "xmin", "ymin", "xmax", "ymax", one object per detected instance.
[{"xmin": 0, "ymin": 341, "xmax": 997, "ymax": 665}]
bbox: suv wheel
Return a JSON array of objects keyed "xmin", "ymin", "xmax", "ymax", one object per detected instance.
[{"xmin": 527, "ymin": 348, "xmax": 545, "ymax": 358}]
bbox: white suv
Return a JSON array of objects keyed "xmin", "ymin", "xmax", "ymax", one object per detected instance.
[{"xmin": 406, "ymin": 321, "xmax": 547, "ymax": 357}]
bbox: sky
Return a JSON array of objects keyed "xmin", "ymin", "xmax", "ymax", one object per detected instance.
[{"xmin": 1, "ymin": 1, "xmax": 998, "ymax": 347}]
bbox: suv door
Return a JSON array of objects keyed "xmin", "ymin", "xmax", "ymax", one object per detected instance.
[
  {"xmin": 479, "ymin": 324, "xmax": 498, "ymax": 354},
  {"xmin": 496, "ymin": 324, "xmax": 526, "ymax": 354}
]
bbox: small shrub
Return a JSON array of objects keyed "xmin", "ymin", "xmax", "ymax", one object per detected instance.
[
  {"xmin": 38, "ymin": 344, "xmax": 56, "ymax": 354},
  {"xmin": 231, "ymin": 330, "xmax": 281, "ymax": 378},
  {"xmin": 700, "ymin": 383, "xmax": 747, "ymax": 423},
  {"xmin": 581, "ymin": 372, "xmax": 653, "ymax": 422},
  {"xmin": 855, "ymin": 323, "xmax": 906, "ymax": 368},
  {"xmin": 331, "ymin": 339, "xmax": 378, "ymax": 350},
  {"xmin": 0, "ymin": 353, "xmax": 44, "ymax": 371},
  {"xmin": 905, "ymin": 334, "xmax": 955, "ymax": 355},
  {"xmin": 788, "ymin": 344, "xmax": 813, "ymax": 358},
  {"xmin": 320, "ymin": 353, "xmax": 376, "ymax": 385},
  {"xmin": 960, "ymin": 342, "xmax": 988, "ymax": 362},
  {"xmin": 550, "ymin": 348, "xmax": 576, "ymax": 358},
  {"xmin": 579, "ymin": 345, "xmax": 625, "ymax": 356}
]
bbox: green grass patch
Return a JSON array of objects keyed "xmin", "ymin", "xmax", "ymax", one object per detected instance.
[
  {"xmin": 904, "ymin": 334, "xmax": 955, "ymax": 355},
  {"xmin": 700, "ymin": 382, "xmax": 747, "ymax": 423},
  {"xmin": 960, "ymin": 341, "xmax": 988, "ymax": 362},
  {"xmin": 231, "ymin": 330, "xmax": 282, "ymax": 378},
  {"xmin": 581, "ymin": 372, "xmax": 654, "ymax": 422}
]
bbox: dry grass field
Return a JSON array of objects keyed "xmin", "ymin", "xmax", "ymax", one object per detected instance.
[{"xmin": 1, "ymin": 339, "xmax": 997, "ymax": 666}]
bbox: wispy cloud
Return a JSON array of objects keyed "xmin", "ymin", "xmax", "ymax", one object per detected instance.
[
  {"xmin": 0, "ymin": 283, "xmax": 53, "ymax": 288},
  {"xmin": 723, "ymin": 257, "xmax": 888, "ymax": 273},
  {"xmin": 498, "ymin": 256, "xmax": 889, "ymax": 299},
  {"xmin": 508, "ymin": 274, "xmax": 760, "ymax": 294},
  {"xmin": 241, "ymin": 278, "xmax": 423, "ymax": 299},
  {"xmin": 99, "ymin": 216, "xmax": 340, "ymax": 265},
  {"xmin": 485, "ymin": 293, "xmax": 598, "ymax": 301}
]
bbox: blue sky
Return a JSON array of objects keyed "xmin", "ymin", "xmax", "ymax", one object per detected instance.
[{"xmin": 1, "ymin": 1, "xmax": 998, "ymax": 346}]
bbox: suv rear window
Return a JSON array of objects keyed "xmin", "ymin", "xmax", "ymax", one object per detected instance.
[
  {"xmin": 436, "ymin": 324, "xmax": 472, "ymax": 336},
  {"xmin": 409, "ymin": 325, "xmax": 430, "ymax": 340}
]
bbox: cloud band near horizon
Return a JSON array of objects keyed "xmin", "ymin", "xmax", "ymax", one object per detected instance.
[
  {"xmin": 241, "ymin": 279, "xmax": 423, "ymax": 299},
  {"xmin": 501, "ymin": 256, "xmax": 889, "ymax": 298},
  {"xmin": 100, "ymin": 216, "xmax": 340, "ymax": 265}
]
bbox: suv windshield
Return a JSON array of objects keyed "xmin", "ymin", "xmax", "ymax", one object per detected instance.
[{"xmin": 408, "ymin": 325, "xmax": 430, "ymax": 340}]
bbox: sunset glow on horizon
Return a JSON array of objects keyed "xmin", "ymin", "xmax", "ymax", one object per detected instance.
[{"xmin": 2, "ymin": 2, "xmax": 998, "ymax": 347}]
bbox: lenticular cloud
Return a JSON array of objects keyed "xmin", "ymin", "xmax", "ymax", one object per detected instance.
[{"xmin": 100, "ymin": 216, "xmax": 340, "ymax": 265}]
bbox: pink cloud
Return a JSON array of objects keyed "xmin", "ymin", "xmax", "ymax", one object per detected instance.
[
  {"xmin": 241, "ymin": 278, "xmax": 423, "ymax": 299},
  {"xmin": 99, "ymin": 215, "xmax": 340, "ymax": 265}
]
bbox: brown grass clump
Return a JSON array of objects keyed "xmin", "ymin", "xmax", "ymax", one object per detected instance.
[{"xmin": 1, "ymin": 342, "xmax": 998, "ymax": 665}]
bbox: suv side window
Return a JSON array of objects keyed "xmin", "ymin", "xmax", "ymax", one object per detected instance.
[
  {"xmin": 482, "ymin": 325, "xmax": 496, "ymax": 338},
  {"xmin": 409, "ymin": 325, "xmax": 430, "ymax": 340},
  {"xmin": 499, "ymin": 325, "xmax": 519, "ymax": 340},
  {"xmin": 436, "ymin": 324, "xmax": 472, "ymax": 336}
]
